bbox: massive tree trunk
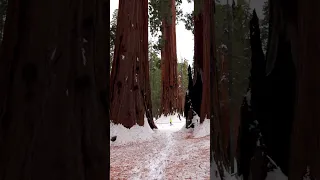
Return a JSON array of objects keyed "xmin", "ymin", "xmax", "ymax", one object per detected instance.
[
  {"xmin": 289, "ymin": 0, "xmax": 320, "ymax": 179},
  {"xmin": 160, "ymin": 0, "xmax": 178, "ymax": 116},
  {"xmin": 199, "ymin": 0, "xmax": 211, "ymax": 123},
  {"xmin": 193, "ymin": 1, "xmax": 210, "ymax": 122},
  {"xmin": 110, "ymin": 0, "xmax": 156, "ymax": 129},
  {"xmin": 0, "ymin": 0, "xmax": 109, "ymax": 179},
  {"xmin": 208, "ymin": 0, "xmax": 229, "ymax": 178}
]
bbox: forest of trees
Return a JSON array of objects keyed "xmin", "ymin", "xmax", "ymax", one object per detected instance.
[{"xmin": 0, "ymin": 0, "xmax": 319, "ymax": 179}]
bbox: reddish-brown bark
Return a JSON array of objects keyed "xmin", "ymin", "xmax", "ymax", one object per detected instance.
[
  {"xmin": 160, "ymin": 0, "xmax": 178, "ymax": 116},
  {"xmin": 0, "ymin": 0, "xmax": 110, "ymax": 179},
  {"xmin": 110, "ymin": 0, "xmax": 156, "ymax": 129},
  {"xmin": 194, "ymin": 1, "xmax": 211, "ymax": 123},
  {"xmin": 193, "ymin": 1, "xmax": 211, "ymax": 122}
]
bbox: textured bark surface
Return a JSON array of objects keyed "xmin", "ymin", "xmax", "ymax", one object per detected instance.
[
  {"xmin": 289, "ymin": 0, "xmax": 320, "ymax": 179},
  {"xmin": 110, "ymin": 0, "xmax": 156, "ymax": 129},
  {"xmin": 199, "ymin": 0, "xmax": 211, "ymax": 123},
  {"xmin": 160, "ymin": 0, "xmax": 178, "ymax": 116},
  {"xmin": 207, "ymin": 0, "xmax": 227, "ymax": 178},
  {"xmin": 0, "ymin": 0, "xmax": 110, "ymax": 179},
  {"xmin": 193, "ymin": 1, "xmax": 210, "ymax": 123},
  {"xmin": 218, "ymin": 49, "xmax": 230, "ymax": 165}
]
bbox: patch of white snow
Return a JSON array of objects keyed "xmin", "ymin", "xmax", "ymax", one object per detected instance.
[
  {"xmin": 193, "ymin": 118, "xmax": 210, "ymax": 138},
  {"xmin": 110, "ymin": 115, "xmax": 154, "ymax": 145}
]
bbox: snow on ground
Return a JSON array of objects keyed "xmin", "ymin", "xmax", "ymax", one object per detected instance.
[
  {"xmin": 211, "ymin": 157, "xmax": 238, "ymax": 180},
  {"xmin": 265, "ymin": 156, "xmax": 288, "ymax": 180},
  {"xmin": 110, "ymin": 113, "xmax": 210, "ymax": 179},
  {"xmin": 110, "ymin": 116, "xmax": 154, "ymax": 145},
  {"xmin": 155, "ymin": 114, "xmax": 186, "ymax": 132},
  {"xmin": 193, "ymin": 118, "xmax": 210, "ymax": 138},
  {"xmin": 110, "ymin": 114, "xmax": 288, "ymax": 180},
  {"xmin": 266, "ymin": 168, "xmax": 288, "ymax": 180}
]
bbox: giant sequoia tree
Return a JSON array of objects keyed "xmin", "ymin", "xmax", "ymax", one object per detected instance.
[
  {"xmin": 0, "ymin": 0, "xmax": 109, "ymax": 179},
  {"xmin": 194, "ymin": 1, "xmax": 211, "ymax": 123},
  {"xmin": 110, "ymin": 0, "xmax": 156, "ymax": 129},
  {"xmin": 160, "ymin": 0, "xmax": 179, "ymax": 115},
  {"xmin": 206, "ymin": 0, "xmax": 230, "ymax": 178},
  {"xmin": 148, "ymin": 0, "xmax": 184, "ymax": 116}
]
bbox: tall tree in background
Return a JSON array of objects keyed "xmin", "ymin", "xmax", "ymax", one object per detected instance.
[
  {"xmin": 110, "ymin": 0, "xmax": 156, "ymax": 129},
  {"xmin": 149, "ymin": 40, "xmax": 188, "ymax": 118},
  {"xmin": 0, "ymin": 0, "xmax": 110, "ymax": 179},
  {"xmin": 160, "ymin": 0, "xmax": 178, "ymax": 115},
  {"xmin": 149, "ymin": 0, "xmax": 184, "ymax": 116}
]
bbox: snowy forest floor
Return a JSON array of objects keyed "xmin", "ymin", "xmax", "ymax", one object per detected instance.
[
  {"xmin": 110, "ymin": 114, "xmax": 210, "ymax": 180},
  {"xmin": 110, "ymin": 114, "xmax": 287, "ymax": 180}
]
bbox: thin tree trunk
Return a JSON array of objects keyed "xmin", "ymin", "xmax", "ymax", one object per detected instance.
[{"xmin": 0, "ymin": 0, "xmax": 109, "ymax": 179}]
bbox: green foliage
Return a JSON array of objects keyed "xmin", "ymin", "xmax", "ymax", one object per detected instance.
[
  {"xmin": 228, "ymin": 2, "xmax": 251, "ymax": 106},
  {"xmin": 181, "ymin": 2, "xmax": 252, "ymax": 105},
  {"xmin": 149, "ymin": 41, "xmax": 162, "ymax": 118},
  {"xmin": 149, "ymin": 0, "xmax": 184, "ymax": 51},
  {"xmin": 177, "ymin": 59, "xmax": 189, "ymax": 90},
  {"xmin": 181, "ymin": 0, "xmax": 204, "ymax": 35},
  {"xmin": 182, "ymin": 11, "xmax": 194, "ymax": 34}
]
